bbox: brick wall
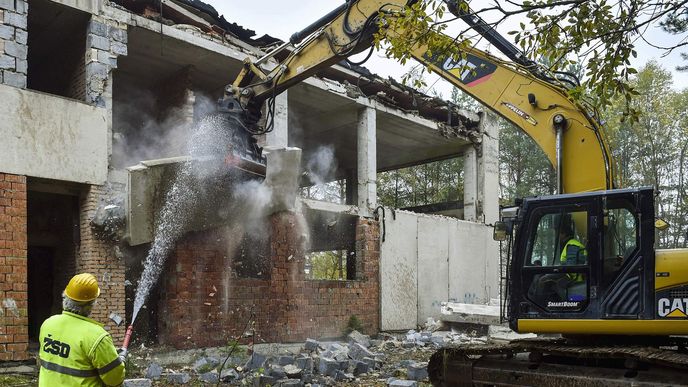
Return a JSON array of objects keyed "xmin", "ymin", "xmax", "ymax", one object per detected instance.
[
  {"xmin": 158, "ymin": 213, "xmax": 380, "ymax": 348},
  {"xmin": 0, "ymin": 173, "xmax": 28, "ymax": 361},
  {"xmin": 77, "ymin": 185, "xmax": 125, "ymax": 342},
  {"xmin": 0, "ymin": 0, "xmax": 28, "ymax": 88}
]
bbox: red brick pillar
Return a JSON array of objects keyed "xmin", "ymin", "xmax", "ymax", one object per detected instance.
[
  {"xmin": 270, "ymin": 211, "xmax": 306, "ymax": 341},
  {"xmin": 355, "ymin": 218, "xmax": 380, "ymax": 334},
  {"xmin": 78, "ymin": 185, "xmax": 125, "ymax": 342},
  {"xmin": 0, "ymin": 173, "xmax": 28, "ymax": 361}
]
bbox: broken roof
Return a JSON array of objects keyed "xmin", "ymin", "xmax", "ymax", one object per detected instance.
[{"xmin": 112, "ymin": 0, "xmax": 480, "ymax": 132}]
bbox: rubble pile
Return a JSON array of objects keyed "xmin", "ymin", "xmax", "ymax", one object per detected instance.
[{"xmin": 123, "ymin": 322, "xmax": 494, "ymax": 386}]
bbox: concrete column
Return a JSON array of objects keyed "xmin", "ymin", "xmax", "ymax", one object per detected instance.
[
  {"xmin": 266, "ymin": 90, "xmax": 289, "ymax": 147},
  {"xmin": 463, "ymin": 145, "xmax": 479, "ymax": 222},
  {"xmin": 463, "ymin": 112, "xmax": 499, "ymax": 223},
  {"xmin": 357, "ymin": 107, "xmax": 377, "ymax": 217},
  {"xmin": 480, "ymin": 113, "xmax": 500, "ymax": 224}
]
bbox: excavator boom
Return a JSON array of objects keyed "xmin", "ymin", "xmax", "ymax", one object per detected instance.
[{"xmin": 222, "ymin": 0, "xmax": 615, "ymax": 193}]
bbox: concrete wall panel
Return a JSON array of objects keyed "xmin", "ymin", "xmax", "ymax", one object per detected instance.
[
  {"xmin": 449, "ymin": 221, "xmax": 492, "ymax": 304},
  {"xmin": 380, "ymin": 210, "xmax": 418, "ymax": 331},
  {"xmin": 417, "ymin": 216, "xmax": 450, "ymax": 325},
  {"xmin": 380, "ymin": 210, "xmax": 500, "ymax": 330},
  {"xmin": 0, "ymin": 85, "xmax": 108, "ymax": 183}
]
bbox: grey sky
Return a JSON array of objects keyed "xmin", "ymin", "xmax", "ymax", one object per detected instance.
[{"xmin": 208, "ymin": 1, "xmax": 688, "ymax": 98}]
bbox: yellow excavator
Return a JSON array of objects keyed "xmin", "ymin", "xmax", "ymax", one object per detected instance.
[{"xmin": 218, "ymin": 0, "xmax": 688, "ymax": 384}]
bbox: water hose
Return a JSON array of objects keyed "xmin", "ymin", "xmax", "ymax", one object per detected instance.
[{"xmin": 122, "ymin": 325, "xmax": 134, "ymax": 351}]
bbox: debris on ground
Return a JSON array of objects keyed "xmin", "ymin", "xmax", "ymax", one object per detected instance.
[{"xmin": 109, "ymin": 324, "xmax": 505, "ymax": 386}]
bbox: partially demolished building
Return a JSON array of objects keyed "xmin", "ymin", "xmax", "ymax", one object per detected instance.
[{"xmin": 0, "ymin": 0, "xmax": 499, "ymax": 360}]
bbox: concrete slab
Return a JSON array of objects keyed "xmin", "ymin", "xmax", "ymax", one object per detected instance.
[
  {"xmin": 440, "ymin": 302, "xmax": 501, "ymax": 326},
  {"xmin": 0, "ymin": 84, "xmax": 108, "ymax": 183}
]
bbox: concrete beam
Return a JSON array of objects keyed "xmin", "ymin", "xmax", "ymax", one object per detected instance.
[{"xmin": 357, "ymin": 107, "xmax": 377, "ymax": 217}]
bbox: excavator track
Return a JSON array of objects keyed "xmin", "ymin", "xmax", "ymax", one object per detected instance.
[{"xmin": 428, "ymin": 338, "xmax": 688, "ymax": 386}]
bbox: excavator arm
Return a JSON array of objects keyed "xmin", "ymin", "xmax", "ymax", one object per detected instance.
[{"xmin": 221, "ymin": 0, "xmax": 615, "ymax": 193}]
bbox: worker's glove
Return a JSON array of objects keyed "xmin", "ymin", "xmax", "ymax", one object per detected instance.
[{"xmin": 117, "ymin": 348, "xmax": 128, "ymax": 363}]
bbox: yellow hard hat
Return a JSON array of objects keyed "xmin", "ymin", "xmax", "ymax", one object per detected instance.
[{"xmin": 64, "ymin": 273, "xmax": 100, "ymax": 302}]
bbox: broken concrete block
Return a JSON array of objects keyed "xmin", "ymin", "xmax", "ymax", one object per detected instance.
[
  {"xmin": 278, "ymin": 355, "xmax": 294, "ymax": 366},
  {"xmin": 304, "ymin": 338, "xmax": 320, "ymax": 351},
  {"xmin": 144, "ymin": 363, "xmax": 162, "ymax": 379},
  {"xmin": 283, "ymin": 364, "xmax": 302, "ymax": 379},
  {"xmin": 347, "ymin": 330, "xmax": 371, "ymax": 348},
  {"xmin": 353, "ymin": 360, "xmax": 370, "ymax": 376},
  {"xmin": 123, "ymin": 379, "xmax": 152, "ymax": 387},
  {"xmin": 220, "ymin": 368, "xmax": 239, "ymax": 382},
  {"xmin": 388, "ymin": 379, "xmax": 418, "ymax": 387},
  {"xmin": 334, "ymin": 370, "xmax": 354, "ymax": 382},
  {"xmin": 295, "ymin": 356, "xmax": 313, "ymax": 373},
  {"xmin": 198, "ymin": 371, "xmax": 219, "ymax": 383},
  {"xmin": 166, "ymin": 373, "xmax": 190, "ymax": 384},
  {"xmin": 337, "ymin": 359, "xmax": 349, "ymax": 371},
  {"xmin": 362, "ymin": 357, "xmax": 379, "ymax": 370},
  {"xmin": 349, "ymin": 343, "xmax": 375, "ymax": 361},
  {"xmin": 245, "ymin": 352, "xmax": 267, "ymax": 370},
  {"xmin": 193, "ymin": 356, "xmax": 220, "ymax": 372},
  {"xmin": 407, "ymin": 362, "xmax": 428, "ymax": 381},
  {"xmin": 317, "ymin": 357, "xmax": 338, "ymax": 377},
  {"xmin": 300, "ymin": 373, "xmax": 313, "ymax": 384},
  {"xmin": 253, "ymin": 375, "xmax": 276, "ymax": 387},
  {"xmin": 276, "ymin": 379, "xmax": 302, "ymax": 386},
  {"xmin": 268, "ymin": 364, "xmax": 287, "ymax": 379}
]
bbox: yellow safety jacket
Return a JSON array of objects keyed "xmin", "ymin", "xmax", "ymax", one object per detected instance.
[
  {"xmin": 560, "ymin": 238, "xmax": 586, "ymax": 282},
  {"xmin": 38, "ymin": 311, "xmax": 125, "ymax": 387}
]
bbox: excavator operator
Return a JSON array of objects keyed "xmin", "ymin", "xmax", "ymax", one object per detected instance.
[
  {"xmin": 528, "ymin": 214, "xmax": 588, "ymax": 306},
  {"xmin": 38, "ymin": 273, "xmax": 126, "ymax": 387}
]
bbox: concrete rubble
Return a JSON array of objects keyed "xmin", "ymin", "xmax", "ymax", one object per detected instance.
[{"xmin": 117, "ymin": 324, "xmax": 516, "ymax": 385}]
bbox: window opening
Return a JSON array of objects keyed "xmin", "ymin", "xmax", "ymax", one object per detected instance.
[
  {"xmin": 524, "ymin": 209, "xmax": 589, "ymax": 311},
  {"xmin": 602, "ymin": 205, "xmax": 637, "ymax": 286}
]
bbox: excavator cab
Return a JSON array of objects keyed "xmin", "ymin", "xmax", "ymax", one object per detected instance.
[{"xmin": 504, "ymin": 187, "xmax": 658, "ymax": 335}]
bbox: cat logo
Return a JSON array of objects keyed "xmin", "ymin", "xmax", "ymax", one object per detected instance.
[{"xmin": 658, "ymin": 298, "xmax": 688, "ymax": 318}]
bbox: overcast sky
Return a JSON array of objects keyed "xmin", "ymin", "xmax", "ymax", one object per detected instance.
[{"xmin": 208, "ymin": 1, "xmax": 688, "ymax": 99}]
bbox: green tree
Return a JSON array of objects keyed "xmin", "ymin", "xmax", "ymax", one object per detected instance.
[
  {"xmin": 603, "ymin": 61, "xmax": 688, "ymax": 248},
  {"xmin": 379, "ymin": 1, "xmax": 688, "ymax": 112}
]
